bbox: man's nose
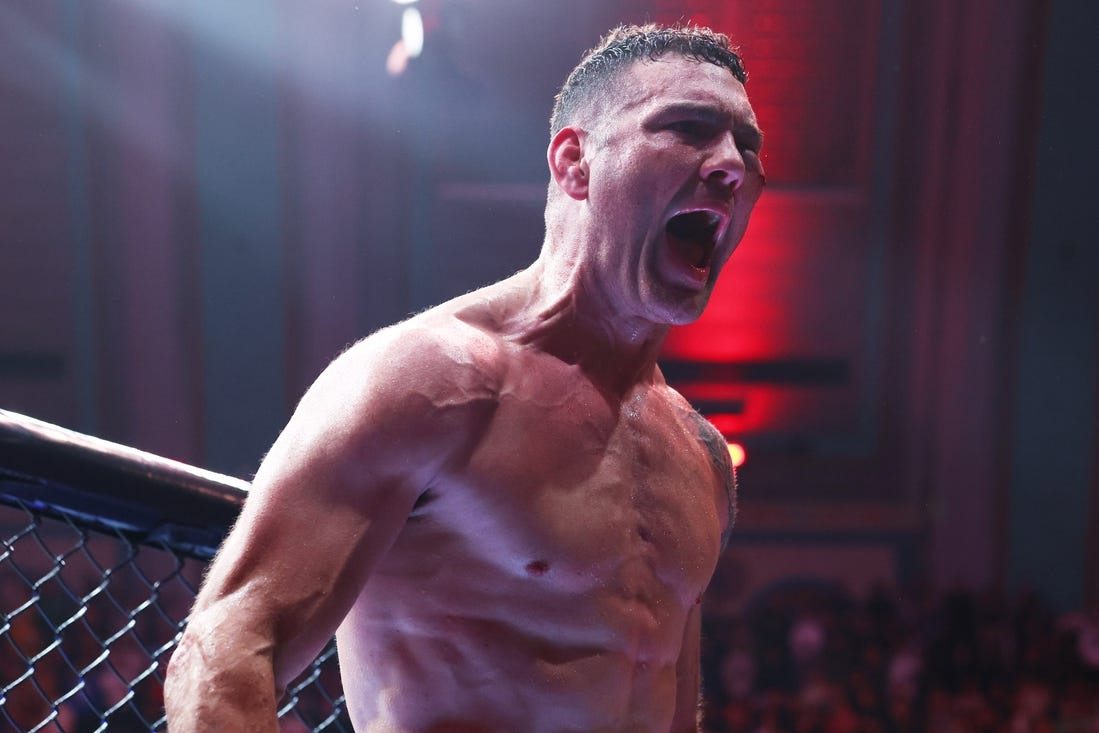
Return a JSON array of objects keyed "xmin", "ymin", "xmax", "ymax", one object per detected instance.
[{"xmin": 700, "ymin": 132, "xmax": 745, "ymax": 191}]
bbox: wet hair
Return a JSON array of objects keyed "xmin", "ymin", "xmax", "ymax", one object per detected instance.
[{"xmin": 549, "ymin": 23, "xmax": 748, "ymax": 136}]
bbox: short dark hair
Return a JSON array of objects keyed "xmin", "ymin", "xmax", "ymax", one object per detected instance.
[{"xmin": 549, "ymin": 23, "xmax": 748, "ymax": 136}]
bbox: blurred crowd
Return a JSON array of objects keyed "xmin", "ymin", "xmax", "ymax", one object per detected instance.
[
  {"xmin": 700, "ymin": 584, "xmax": 1099, "ymax": 733},
  {"xmin": 5, "ymin": 540, "xmax": 1099, "ymax": 733}
]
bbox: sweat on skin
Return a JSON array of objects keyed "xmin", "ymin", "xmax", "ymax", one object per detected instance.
[{"xmin": 165, "ymin": 35, "xmax": 764, "ymax": 733}]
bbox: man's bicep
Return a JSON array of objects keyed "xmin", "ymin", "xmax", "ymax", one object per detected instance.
[
  {"xmin": 191, "ymin": 433, "xmax": 419, "ymax": 688},
  {"xmin": 193, "ymin": 330, "xmax": 497, "ymax": 680},
  {"xmin": 164, "ymin": 421, "xmax": 419, "ymax": 731}
]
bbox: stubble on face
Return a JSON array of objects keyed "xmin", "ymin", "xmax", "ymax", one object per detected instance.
[{"xmin": 574, "ymin": 57, "xmax": 765, "ymax": 328}]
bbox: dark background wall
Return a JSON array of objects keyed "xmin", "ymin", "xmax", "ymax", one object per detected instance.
[{"xmin": 1, "ymin": 0, "xmax": 1095, "ymax": 612}]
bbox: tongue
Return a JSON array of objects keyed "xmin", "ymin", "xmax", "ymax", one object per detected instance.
[
  {"xmin": 667, "ymin": 231, "xmax": 709, "ymax": 270},
  {"xmin": 666, "ymin": 212, "xmax": 716, "ymax": 270}
]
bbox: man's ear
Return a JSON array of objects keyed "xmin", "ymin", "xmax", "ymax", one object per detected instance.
[{"xmin": 547, "ymin": 126, "xmax": 589, "ymax": 201}]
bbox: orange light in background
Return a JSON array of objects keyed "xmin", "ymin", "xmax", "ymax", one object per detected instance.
[
  {"xmin": 386, "ymin": 40, "xmax": 409, "ymax": 76},
  {"xmin": 727, "ymin": 442, "xmax": 746, "ymax": 468}
]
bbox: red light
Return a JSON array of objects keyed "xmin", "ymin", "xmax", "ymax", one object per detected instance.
[
  {"xmin": 705, "ymin": 413, "xmax": 742, "ymax": 435},
  {"xmin": 727, "ymin": 442, "xmax": 746, "ymax": 468}
]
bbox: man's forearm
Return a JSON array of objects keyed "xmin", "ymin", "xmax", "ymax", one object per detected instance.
[
  {"xmin": 164, "ymin": 623, "xmax": 281, "ymax": 733},
  {"xmin": 669, "ymin": 692, "xmax": 703, "ymax": 733}
]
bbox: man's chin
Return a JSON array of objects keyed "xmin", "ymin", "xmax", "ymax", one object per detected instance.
[{"xmin": 646, "ymin": 285, "xmax": 713, "ymax": 327}]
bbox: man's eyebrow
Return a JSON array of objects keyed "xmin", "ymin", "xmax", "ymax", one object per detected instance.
[
  {"xmin": 658, "ymin": 102, "xmax": 765, "ymax": 148},
  {"xmin": 659, "ymin": 102, "xmax": 727, "ymax": 122}
]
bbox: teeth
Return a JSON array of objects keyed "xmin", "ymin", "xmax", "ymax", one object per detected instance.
[
  {"xmin": 676, "ymin": 210, "xmax": 723, "ymax": 239},
  {"xmin": 676, "ymin": 210, "xmax": 720, "ymax": 225}
]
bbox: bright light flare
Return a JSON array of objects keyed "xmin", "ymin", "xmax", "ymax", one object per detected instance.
[
  {"xmin": 401, "ymin": 8, "xmax": 424, "ymax": 58},
  {"xmin": 386, "ymin": 40, "xmax": 408, "ymax": 76},
  {"xmin": 727, "ymin": 442, "xmax": 746, "ymax": 468}
]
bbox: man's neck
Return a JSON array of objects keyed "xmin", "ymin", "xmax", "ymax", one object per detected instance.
[{"xmin": 503, "ymin": 261, "xmax": 669, "ymax": 399}]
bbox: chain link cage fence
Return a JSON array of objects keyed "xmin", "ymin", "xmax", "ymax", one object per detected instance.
[{"xmin": 0, "ymin": 410, "xmax": 352, "ymax": 732}]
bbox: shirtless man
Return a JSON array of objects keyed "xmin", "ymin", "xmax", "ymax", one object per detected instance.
[{"xmin": 164, "ymin": 23, "xmax": 765, "ymax": 733}]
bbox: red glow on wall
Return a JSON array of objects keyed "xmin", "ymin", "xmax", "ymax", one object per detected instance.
[
  {"xmin": 653, "ymin": 0, "xmax": 879, "ymax": 441},
  {"xmin": 707, "ymin": 413, "xmax": 742, "ymax": 436},
  {"xmin": 662, "ymin": 197, "xmax": 788, "ymax": 363}
]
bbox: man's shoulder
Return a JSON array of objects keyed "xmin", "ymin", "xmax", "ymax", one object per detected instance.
[
  {"xmin": 655, "ymin": 382, "xmax": 738, "ymax": 539},
  {"xmin": 654, "ymin": 381, "xmax": 704, "ymax": 424},
  {"xmin": 369, "ymin": 305, "xmax": 507, "ymax": 372},
  {"xmin": 280, "ymin": 309, "xmax": 508, "ymax": 480},
  {"xmin": 320, "ymin": 306, "xmax": 509, "ymax": 415},
  {"xmin": 656, "ymin": 383, "xmax": 730, "ymax": 461}
]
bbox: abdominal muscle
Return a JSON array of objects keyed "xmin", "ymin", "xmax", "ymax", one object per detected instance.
[
  {"xmin": 336, "ymin": 559, "xmax": 688, "ymax": 733},
  {"xmin": 336, "ymin": 602, "xmax": 676, "ymax": 733},
  {"xmin": 333, "ymin": 353, "xmax": 723, "ymax": 733}
]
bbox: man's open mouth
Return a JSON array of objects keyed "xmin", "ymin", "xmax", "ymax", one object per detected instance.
[{"xmin": 665, "ymin": 210, "xmax": 723, "ymax": 271}]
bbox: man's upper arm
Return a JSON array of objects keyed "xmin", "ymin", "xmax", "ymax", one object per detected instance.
[
  {"xmin": 184, "ymin": 325, "xmax": 499, "ymax": 686},
  {"xmin": 672, "ymin": 603, "xmax": 703, "ymax": 733}
]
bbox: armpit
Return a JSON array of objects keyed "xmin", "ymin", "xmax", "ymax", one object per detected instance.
[{"xmin": 408, "ymin": 487, "xmax": 439, "ymax": 520}]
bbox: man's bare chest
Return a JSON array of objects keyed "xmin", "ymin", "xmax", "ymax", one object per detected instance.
[{"xmin": 408, "ymin": 378, "xmax": 732, "ymax": 602}]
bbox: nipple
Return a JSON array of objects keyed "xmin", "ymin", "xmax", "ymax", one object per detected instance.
[{"xmin": 525, "ymin": 560, "xmax": 549, "ymax": 577}]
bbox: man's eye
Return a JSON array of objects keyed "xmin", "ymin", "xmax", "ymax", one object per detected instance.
[{"xmin": 668, "ymin": 120, "xmax": 711, "ymax": 138}]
